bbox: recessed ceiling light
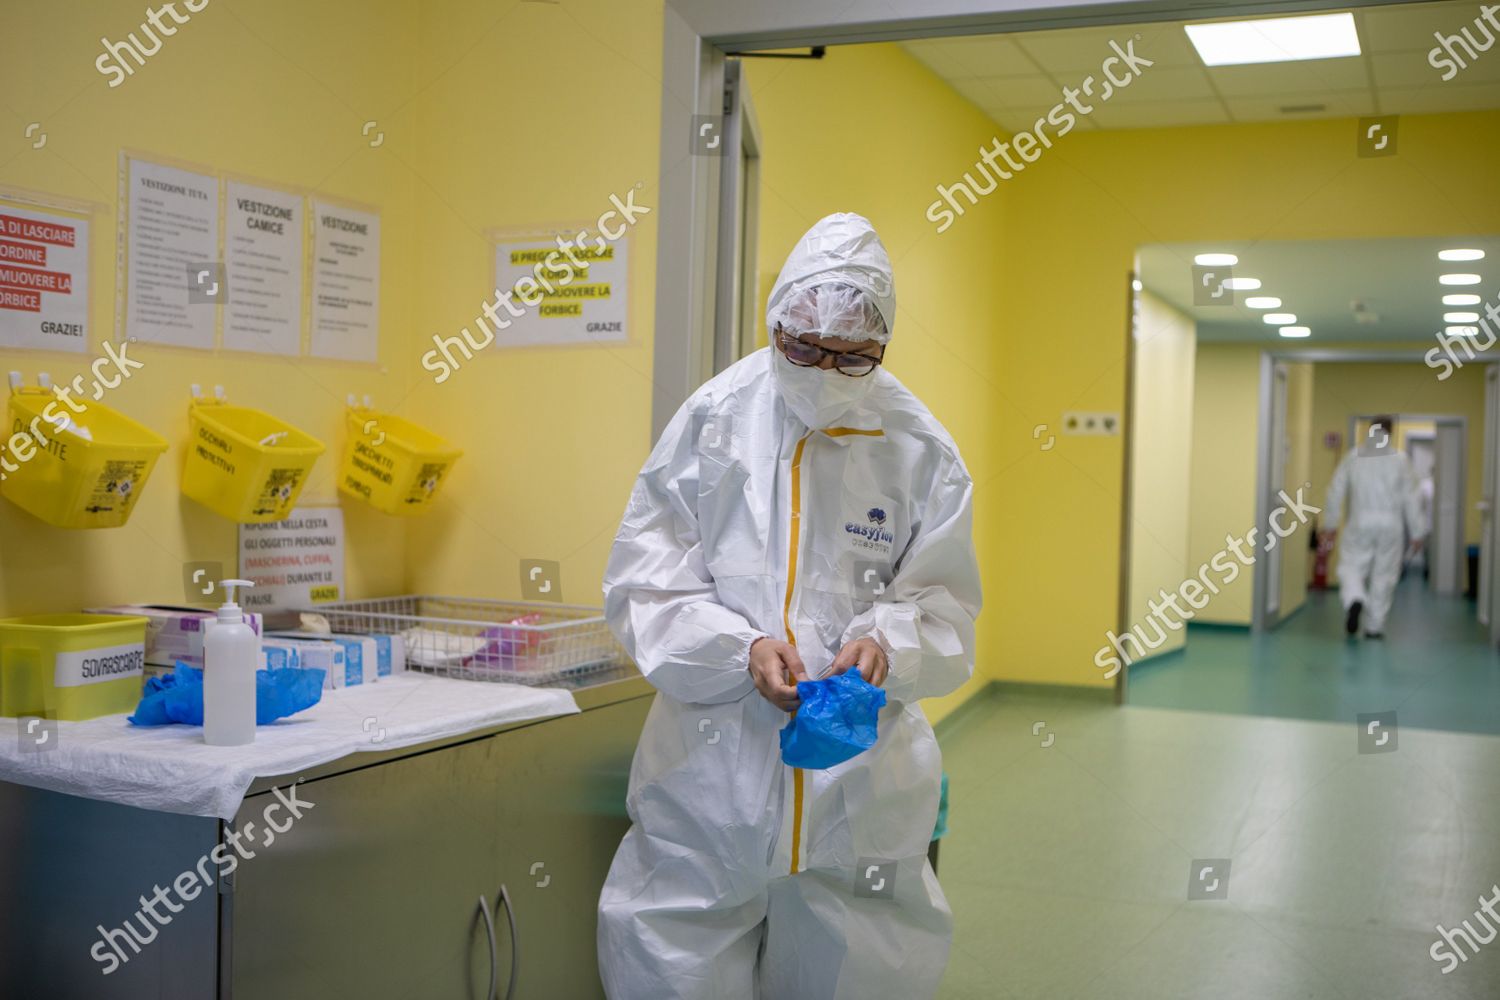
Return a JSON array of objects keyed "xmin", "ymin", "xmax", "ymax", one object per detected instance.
[
  {"xmin": 1263, "ymin": 313, "xmax": 1297, "ymax": 324},
  {"xmin": 1245, "ymin": 296, "xmax": 1281, "ymax": 309},
  {"xmin": 1445, "ymin": 312, "xmax": 1481, "ymax": 323},
  {"xmin": 1441, "ymin": 274, "xmax": 1482, "ymax": 285},
  {"xmin": 1195, "ymin": 253, "xmax": 1238, "ymax": 266},
  {"xmin": 1184, "ymin": 13, "xmax": 1361, "ymax": 67},
  {"xmin": 1225, "ymin": 277, "xmax": 1261, "ymax": 290},
  {"xmin": 1279, "ymin": 326, "xmax": 1311, "ymax": 338},
  {"xmin": 1444, "ymin": 294, "xmax": 1482, "ymax": 306},
  {"xmin": 1440, "ymin": 249, "xmax": 1485, "ymax": 262}
]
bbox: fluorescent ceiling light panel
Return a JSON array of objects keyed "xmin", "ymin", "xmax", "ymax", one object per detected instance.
[
  {"xmin": 1447, "ymin": 326, "xmax": 1480, "ymax": 336},
  {"xmin": 1445, "ymin": 312, "xmax": 1480, "ymax": 323},
  {"xmin": 1439, "ymin": 249, "xmax": 1485, "ymax": 262},
  {"xmin": 1444, "ymin": 294, "xmax": 1481, "ymax": 306},
  {"xmin": 1245, "ymin": 296, "xmax": 1281, "ymax": 309},
  {"xmin": 1185, "ymin": 13, "xmax": 1361, "ymax": 67},
  {"xmin": 1263, "ymin": 313, "xmax": 1297, "ymax": 324},
  {"xmin": 1224, "ymin": 277, "xmax": 1261, "ymax": 290},
  {"xmin": 1441, "ymin": 274, "xmax": 1482, "ymax": 285},
  {"xmin": 1195, "ymin": 253, "xmax": 1238, "ymax": 266},
  {"xmin": 1279, "ymin": 326, "xmax": 1311, "ymax": 338}
]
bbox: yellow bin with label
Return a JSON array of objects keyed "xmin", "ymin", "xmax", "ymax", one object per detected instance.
[
  {"xmin": 183, "ymin": 398, "xmax": 325, "ymax": 523},
  {"xmin": 338, "ymin": 407, "xmax": 462, "ymax": 515},
  {"xmin": 1, "ymin": 387, "xmax": 168, "ymax": 529},
  {"xmin": 0, "ymin": 614, "xmax": 149, "ymax": 721}
]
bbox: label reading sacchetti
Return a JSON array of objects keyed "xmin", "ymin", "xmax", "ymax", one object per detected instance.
[{"xmin": 55, "ymin": 642, "xmax": 145, "ymax": 687}]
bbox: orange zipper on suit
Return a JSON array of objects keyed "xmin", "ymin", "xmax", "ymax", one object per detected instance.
[{"xmin": 783, "ymin": 426, "xmax": 883, "ymax": 877}]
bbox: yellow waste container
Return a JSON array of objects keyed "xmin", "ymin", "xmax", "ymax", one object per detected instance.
[
  {"xmin": 1, "ymin": 386, "xmax": 167, "ymax": 529},
  {"xmin": 338, "ymin": 407, "xmax": 462, "ymax": 515},
  {"xmin": 182, "ymin": 398, "xmax": 324, "ymax": 523},
  {"xmin": 0, "ymin": 614, "xmax": 148, "ymax": 721}
]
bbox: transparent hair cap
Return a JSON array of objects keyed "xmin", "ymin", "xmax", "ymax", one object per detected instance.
[
  {"xmin": 765, "ymin": 212, "xmax": 896, "ymax": 344},
  {"xmin": 768, "ymin": 283, "xmax": 889, "ymax": 343}
]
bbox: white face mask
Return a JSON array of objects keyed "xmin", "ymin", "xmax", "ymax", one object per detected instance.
[{"xmin": 771, "ymin": 347, "xmax": 876, "ymax": 429}]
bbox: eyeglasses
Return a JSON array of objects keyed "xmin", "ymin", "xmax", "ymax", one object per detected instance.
[{"xmin": 775, "ymin": 328, "xmax": 884, "ymax": 377}]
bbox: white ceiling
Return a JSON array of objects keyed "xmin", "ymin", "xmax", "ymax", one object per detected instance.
[
  {"xmin": 1138, "ymin": 236, "xmax": 1498, "ymax": 343},
  {"xmin": 901, "ymin": 1, "xmax": 1500, "ymax": 132}
]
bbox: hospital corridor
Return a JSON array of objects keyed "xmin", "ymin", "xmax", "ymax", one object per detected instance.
[{"xmin": 1, "ymin": 1, "xmax": 1499, "ymax": 998}]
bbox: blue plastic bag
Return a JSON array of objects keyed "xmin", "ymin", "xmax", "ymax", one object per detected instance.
[
  {"xmin": 128, "ymin": 662, "xmax": 325, "ymax": 727},
  {"xmin": 779, "ymin": 669, "xmax": 887, "ymax": 769}
]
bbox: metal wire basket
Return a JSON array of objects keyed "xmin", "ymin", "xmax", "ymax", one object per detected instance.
[{"xmin": 306, "ymin": 596, "xmax": 630, "ymax": 686}]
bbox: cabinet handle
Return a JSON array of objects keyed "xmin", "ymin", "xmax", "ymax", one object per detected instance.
[
  {"xmin": 478, "ymin": 894, "xmax": 498, "ymax": 1000},
  {"xmin": 496, "ymin": 883, "xmax": 519, "ymax": 999}
]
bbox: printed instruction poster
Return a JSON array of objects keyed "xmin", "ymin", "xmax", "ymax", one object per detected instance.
[
  {"xmin": 124, "ymin": 158, "xmax": 219, "ymax": 349},
  {"xmin": 238, "ymin": 506, "xmax": 345, "ymax": 613},
  {"xmin": 492, "ymin": 235, "xmax": 628, "ymax": 347},
  {"xmin": 0, "ymin": 202, "xmax": 90, "ymax": 352},
  {"xmin": 310, "ymin": 201, "xmax": 379, "ymax": 362},
  {"xmin": 223, "ymin": 181, "xmax": 304, "ymax": 356}
]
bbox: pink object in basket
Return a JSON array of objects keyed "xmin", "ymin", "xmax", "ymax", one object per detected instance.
[{"xmin": 469, "ymin": 613, "xmax": 545, "ymax": 669}]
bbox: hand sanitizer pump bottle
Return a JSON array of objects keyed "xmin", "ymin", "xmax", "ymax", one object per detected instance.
[{"xmin": 204, "ymin": 579, "xmax": 259, "ymax": 746}]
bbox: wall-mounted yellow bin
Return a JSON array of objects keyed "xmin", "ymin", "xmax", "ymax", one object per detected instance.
[
  {"xmin": 0, "ymin": 614, "xmax": 148, "ymax": 721},
  {"xmin": 183, "ymin": 398, "xmax": 325, "ymax": 523},
  {"xmin": 1, "ymin": 387, "xmax": 168, "ymax": 529},
  {"xmin": 338, "ymin": 407, "xmax": 462, "ymax": 515}
]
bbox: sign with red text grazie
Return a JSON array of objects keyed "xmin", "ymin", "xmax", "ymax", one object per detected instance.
[{"xmin": 0, "ymin": 203, "xmax": 90, "ymax": 353}]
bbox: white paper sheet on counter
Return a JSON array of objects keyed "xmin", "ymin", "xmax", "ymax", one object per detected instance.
[{"xmin": 0, "ymin": 675, "xmax": 578, "ymax": 820}]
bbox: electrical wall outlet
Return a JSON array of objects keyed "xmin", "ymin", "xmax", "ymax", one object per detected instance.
[{"xmin": 1061, "ymin": 412, "xmax": 1121, "ymax": 435}]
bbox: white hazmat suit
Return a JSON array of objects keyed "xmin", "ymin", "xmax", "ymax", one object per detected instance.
[
  {"xmin": 597, "ymin": 213, "xmax": 981, "ymax": 999},
  {"xmin": 1325, "ymin": 444, "xmax": 1424, "ymax": 634}
]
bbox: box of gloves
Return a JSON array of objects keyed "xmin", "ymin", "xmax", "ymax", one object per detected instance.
[
  {"xmin": 269, "ymin": 632, "xmax": 379, "ymax": 688},
  {"xmin": 86, "ymin": 604, "xmax": 263, "ymax": 670}
]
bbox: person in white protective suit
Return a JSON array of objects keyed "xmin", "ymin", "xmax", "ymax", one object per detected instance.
[
  {"xmin": 596, "ymin": 212, "xmax": 981, "ymax": 1000},
  {"xmin": 1320, "ymin": 416, "xmax": 1425, "ymax": 638}
]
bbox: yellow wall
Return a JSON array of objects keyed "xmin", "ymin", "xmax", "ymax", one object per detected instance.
[
  {"xmin": 1278, "ymin": 362, "xmax": 1314, "ymax": 617},
  {"xmin": 745, "ymin": 44, "xmax": 1009, "ymax": 724},
  {"xmin": 1186, "ymin": 343, "xmax": 1262, "ymax": 625},
  {"xmin": 997, "ymin": 109, "xmax": 1500, "ymax": 685},
  {"xmin": 0, "ymin": 0, "xmax": 421, "ymax": 613},
  {"xmin": 1126, "ymin": 289, "xmax": 1195, "ymax": 656},
  {"xmin": 400, "ymin": 0, "xmax": 662, "ymax": 607}
]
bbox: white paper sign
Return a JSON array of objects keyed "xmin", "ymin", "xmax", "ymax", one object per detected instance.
[
  {"xmin": 223, "ymin": 181, "xmax": 304, "ymax": 355},
  {"xmin": 310, "ymin": 201, "xmax": 379, "ymax": 362},
  {"xmin": 0, "ymin": 203, "xmax": 90, "ymax": 352},
  {"xmin": 124, "ymin": 158, "xmax": 219, "ymax": 349},
  {"xmin": 237, "ymin": 506, "xmax": 345, "ymax": 613},
  {"xmin": 492, "ymin": 236, "xmax": 627, "ymax": 347}
]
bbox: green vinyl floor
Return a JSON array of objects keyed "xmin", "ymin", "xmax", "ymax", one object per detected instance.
[
  {"xmin": 933, "ymin": 688, "xmax": 1500, "ymax": 999},
  {"xmin": 1126, "ymin": 579, "xmax": 1500, "ymax": 736}
]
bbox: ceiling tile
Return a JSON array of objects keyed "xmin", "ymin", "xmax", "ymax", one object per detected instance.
[
  {"xmin": 1359, "ymin": 1, "xmax": 1482, "ymax": 53},
  {"xmin": 1380, "ymin": 82, "xmax": 1500, "ymax": 114},
  {"xmin": 952, "ymin": 75, "xmax": 1067, "ymax": 109},
  {"xmin": 1086, "ymin": 98, "xmax": 1231, "ymax": 130},
  {"xmin": 1207, "ymin": 57, "xmax": 1370, "ymax": 96},
  {"xmin": 1099, "ymin": 65, "xmax": 1216, "ymax": 102},
  {"xmin": 1014, "ymin": 22, "xmax": 1202, "ymax": 73},
  {"xmin": 901, "ymin": 37, "xmax": 1037, "ymax": 78},
  {"xmin": 1222, "ymin": 89, "xmax": 1378, "ymax": 121}
]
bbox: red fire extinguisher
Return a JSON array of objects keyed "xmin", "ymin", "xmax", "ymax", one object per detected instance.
[{"xmin": 1312, "ymin": 524, "xmax": 1335, "ymax": 590}]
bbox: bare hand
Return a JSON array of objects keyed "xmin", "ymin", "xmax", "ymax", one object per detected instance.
[
  {"xmin": 830, "ymin": 636, "xmax": 888, "ymax": 687},
  {"xmin": 748, "ymin": 637, "xmax": 808, "ymax": 712}
]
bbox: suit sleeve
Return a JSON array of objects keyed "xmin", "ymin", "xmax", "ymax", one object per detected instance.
[
  {"xmin": 602, "ymin": 403, "xmax": 761, "ymax": 705},
  {"xmin": 839, "ymin": 454, "xmax": 981, "ymax": 704},
  {"xmin": 1325, "ymin": 451, "xmax": 1352, "ymax": 529}
]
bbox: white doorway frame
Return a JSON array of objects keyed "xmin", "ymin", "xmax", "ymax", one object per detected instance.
[{"xmin": 652, "ymin": 0, "xmax": 1424, "ymax": 438}]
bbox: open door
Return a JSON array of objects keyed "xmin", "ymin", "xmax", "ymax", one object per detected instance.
[
  {"xmin": 1262, "ymin": 362, "xmax": 1289, "ymax": 622},
  {"xmin": 1481, "ymin": 367, "xmax": 1498, "ymax": 629},
  {"xmin": 1430, "ymin": 420, "xmax": 1466, "ymax": 597},
  {"xmin": 712, "ymin": 59, "xmax": 762, "ymax": 372}
]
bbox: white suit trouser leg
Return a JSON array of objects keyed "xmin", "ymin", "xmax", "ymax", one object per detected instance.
[
  {"xmin": 598, "ymin": 840, "xmax": 952, "ymax": 999},
  {"xmin": 1337, "ymin": 523, "xmax": 1403, "ymax": 631},
  {"xmin": 759, "ymin": 858, "xmax": 952, "ymax": 1000}
]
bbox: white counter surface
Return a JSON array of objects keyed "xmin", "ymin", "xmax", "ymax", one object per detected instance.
[{"xmin": 0, "ymin": 674, "xmax": 579, "ymax": 820}]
